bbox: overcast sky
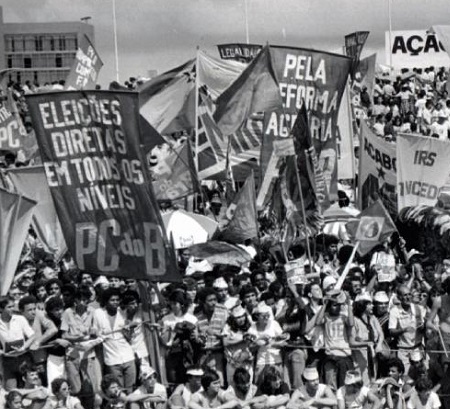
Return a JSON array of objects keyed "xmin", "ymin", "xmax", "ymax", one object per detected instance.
[{"xmin": 3, "ymin": 0, "xmax": 450, "ymax": 86}]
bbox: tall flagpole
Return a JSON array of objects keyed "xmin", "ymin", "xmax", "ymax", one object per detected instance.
[
  {"xmin": 244, "ymin": 0, "xmax": 250, "ymax": 44},
  {"xmin": 388, "ymin": 0, "xmax": 393, "ymax": 70},
  {"xmin": 112, "ymin": 0, "xmax": 120, "ymax": 82}
]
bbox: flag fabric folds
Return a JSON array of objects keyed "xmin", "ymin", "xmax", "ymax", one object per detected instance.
[
  {"xmin": 345, "ymin": 31, "xmax": 370, "ymax": 80},
  {"xmin": 214, "ymin": 45, "xmax": 282, "ymax": 136},
  {"xmin": 216, "ymin": 172, "xmax": 257, "ymax": 244},
  {"xmin": 8, "ymin": 166, "xmax": 67, "ymax": 260},
  {"xmin": 432, "ymin": 26, "xmax": 450, "ymax": 59},
  {"xmin": 346, "ymin": 199, "xmax": 397, "ymax": 256},
  {"xmin": 196, "ymin": 86, "xmax": 263, "ymax": 181},
  {"xmin": 65, "ymin": 34, "xmax": 103, "ymax": 90},
  {"xmin": 152, "ymin": 140, "xmax": 200, "ymax": 201},
  {"xmin": 0, "ymin": 187, "xmax": 36, "ymax": 295}
]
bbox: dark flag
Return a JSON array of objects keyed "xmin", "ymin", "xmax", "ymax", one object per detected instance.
[
  {"xmin": 214, "ymin": 45, "xmax": 282, "ymax": 136},
  {"xmin": 26, "ymin": 90, "xmax": 180, "ymax": 282},
  {"xmin": 152, "ymin": 139, "xmax": 200, "ymax": 201},
  {"xmin": 217, "ymin": 43, "xmax": 262, "ymax": 63},
  {"xmin": 217, "ymin": 172, "xmax": 258, "ymax": 244},
  {"xmin": 345, "ymin": 31, "xmax": 370, "ymax": 80},
  {"xmin": 346, "ymin": 199, "xmax": 397, "ymax": 256}
]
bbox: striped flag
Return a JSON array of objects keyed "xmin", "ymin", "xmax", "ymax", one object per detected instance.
[{"xmin": 196, "ymin": 86, "xmax": 263, "ymax": 181}]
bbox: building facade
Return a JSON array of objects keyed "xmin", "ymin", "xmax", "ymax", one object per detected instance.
[{"xmin": 0, "ymin": 6, "xmax": 94, "ymax": 85}]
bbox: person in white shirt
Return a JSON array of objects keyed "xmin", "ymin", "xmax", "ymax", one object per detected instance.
[
  {"xmin": 93, "ymin": 288, "xmax": 136, "ymax": 392},
  {"xmin": 407, "ymin": 377, "xmax": 441, "ymax": 409}
]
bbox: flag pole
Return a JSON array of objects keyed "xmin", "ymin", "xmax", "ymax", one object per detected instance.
[
  {"xmin": 112, "ymin": 0, "xmax": 120, "ymax": 82},
  {"xmin": 388, "ymin": 0, "xmax": 393, "ymax": 71},
  {"xmin": 335, "ymin": 241, "xmax": 360, "ymax": 290},
  {"xmin": 194, "ymin": 46, "xmax": 200, "ymax": 173},
  {"xmin": 293, "ymin": 154, "xmax": 313, "ymax": 268},
  {"xmin": 244, "ymin": 0, "xmax": 250, "ymax": 44}
]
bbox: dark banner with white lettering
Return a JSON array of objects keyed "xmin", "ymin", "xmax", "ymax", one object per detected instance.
[
  {"xmin": 217, "ymin": 43, "xmax": 262, "ymax": 62},
  {"xmin": 359, "ymin": 122, "xmax": 397, "ymax": 215},
  {"xmin": 257, "ymin": 46, "xmax": 351, "ymax": 207},
  {"xmin": 26, "ymin": 91, "xmax": 179, "ymax": 281}
]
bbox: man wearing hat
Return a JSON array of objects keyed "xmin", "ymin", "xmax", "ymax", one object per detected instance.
[
  {"xmin": 169, "ymin": 368, "xmax": 203, "ymax": 409},
  {"xmin": 315, "ymin": 290, "xmax": 354, "ymax": 389},
  {"xmin": 287, "ymin": 366, "xmax": 336, "ymax": 409},
  {"xmin": 336, "ymin": 369, "xmax": 381, "ymax": 409},
  {"xmin": 213, "ymin": 277, "xmax": 238, "ymax": 310},
  {"xmin": 129, "ymin": 368, "xmax": 167, "ymax": 409}
]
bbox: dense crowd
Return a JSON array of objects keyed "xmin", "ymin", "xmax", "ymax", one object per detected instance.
[{"xmin": 0, "ymin": 67, "xmax": 450, "ymax": 409}]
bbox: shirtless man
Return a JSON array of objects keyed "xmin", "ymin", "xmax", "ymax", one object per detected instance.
[{"xmin": 427, "ymin": 277, "xmax": 450, "ymax": 365}]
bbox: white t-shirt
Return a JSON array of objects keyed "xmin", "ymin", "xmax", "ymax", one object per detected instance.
[
  {"xmin": 248, "ymin": 320, "xmax": 283, "ymax": 366},
  {"xmin": 337, "ymin": 386, "xmax": 370, "ymax": 409},
  {"xmin": 407, "ymin": 390, "xmax": 441, "ymax": 409},
  {"xmin": 0, "ymin": 314, "xmax": 34, "ymax": 351}
]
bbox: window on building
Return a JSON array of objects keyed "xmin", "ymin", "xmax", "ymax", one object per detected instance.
[
  {"xmin": 7, "ymin": 56, "xmax": 12, "ymax": 69},
  {"xmin": 55, "ymin": 54, "xmax": 63, "ymax": 68},
  {"xmin": 24, "ymin": 57, "xmax": 32, "ymax": 69},
  {"xmin": 58, "ymin": 36, "xmax": 66, "ymax": 51},
  {"xmin": 34, "ymin": 36, "xmax": 43, "ymax": 52}
]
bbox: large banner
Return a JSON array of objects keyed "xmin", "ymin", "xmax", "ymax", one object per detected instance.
[
  {"xmin": 385, "ymin": 30, "xmax": 450, "ymax": 69},
  {"xmin": 217, "ymin": 43, "xmax": 262, "ymax": 62},
  {"xmin": 359, "ymin": 122, "xmax": 397, "ymax": 214},
  {"xmin": 257, "ymin": 46, "xmax": 351, "ymax": 207},
  {"xmin": 397, "ymin": 134, "xmax": 450, "ymax": 211},
  {"xmin": 26, "ymin": 91, "xmax": 179, "ymax": 281},
  {"xmin": 65, "ymin": 35, "xmax": 103, "ymax": 90}
]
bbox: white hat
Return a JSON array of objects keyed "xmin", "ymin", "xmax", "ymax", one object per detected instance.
[
  {"xmin": 254, "ymin": 303, "xmax": 272, "ymax": 315},
  {"xmin": 303, "ymin": 367, "xmax": 319, "ymax": 381},
  {"xmin": 140, "ymin": 367, "xmax": 156, "ymax": 380},
  {"xmin": 322, "ymin": 276, "xmax": 337, "ymax": 290},
  {"xmin": 94, "ymin": 275, "xmax": 109, "ymax": 287},
  {"xmin": 373, "ymin": 291, "xmax": 389, "ymax": 303},
  {"xmin": 344, "ymin": 369, "xmax": 362, "ymax": 385},
  {"xmin": 410, "ymin": 350, "xmax": 423, "ymax": 362},
  {"xmin": 355, "ymin": 292, "xmax": 373, "ymax": 303},
  {"xmin": 231, "ymin": 305, "xmax": 246, "ymax": 318},
  {"xmin": 186, "ymin": 368, "xmax": 204, "ymax": 377},
  {"xmin": 407, "ymin": 249, "xmax": 423, "ymax": 259},
  {"xmin": 213, "ymin": 277, "xmax": 228, "ymax": 289}
]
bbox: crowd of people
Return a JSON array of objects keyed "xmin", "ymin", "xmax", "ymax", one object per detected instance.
[
  {"xmin": 356, "ymin": 66, "xmax": 450, "ymax": 141},
  {"xmin": 0, "ymin": 63, "xmax": 450, "ymax": 409}
]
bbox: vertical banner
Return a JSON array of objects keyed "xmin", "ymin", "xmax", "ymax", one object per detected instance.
[
  {"xmin": 8, "ymin": 166, "xmax": 67, "ymax": 261},
  {"xmin": 65, "ymin": 35, "xmax": 103, "ymax": 90},
  {"xmin": 217, "ymin": 43, "xmax": 262, "ymax": 62},
  {"xmin": 397, "ymin": 134, "xmax": 450, "ymax": 211},
  {"xmin": 0, "ymin": 188, "xmax": 36, "ymax": 295},
  {"xmin": 345, "ymin": 31, "xmax": 370, "ymax": 79},
  {"xmin": 359, "ymin": 122, "xmax": 397, "ymax": 214},
  {"xmin": 26, "ymin": 91, "xmax": 179, "ymax": 281},
  {"xmin": 258, "ymin": 46, "xmax": 351, "ymax": 207},
  {"xmin": 0, "ymin": 93, "xmax": 27, "ymax": 152}
]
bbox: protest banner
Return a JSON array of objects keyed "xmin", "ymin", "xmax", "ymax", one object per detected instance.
[
  {"xmin": 0, "ymin": 95, "xmax": 27, "ymax": 152},
  {"xmin": 65, "ymin": 35, "xmax": 103, "ymax": 90},
  {"xmin": 385, "ymin": 30, "xmax": 450, "ymax": 69},
  {"xmin": 26, "ymin": 91, "xmax": 179, "ymax": 281},
  {"xmin": 217, "ymin": 43, "xmax": 262, "ymax": 62},
  {"xmin": 257, "ymin": 46, "xmax": 351, "ymax": 207},
  {"xmin": 397, "ymin": 133, "xmax": 450, "ymax": 211},
  {"xmin": 359, "ymin": 121, "xmax": 397, "ymax": 214}
]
